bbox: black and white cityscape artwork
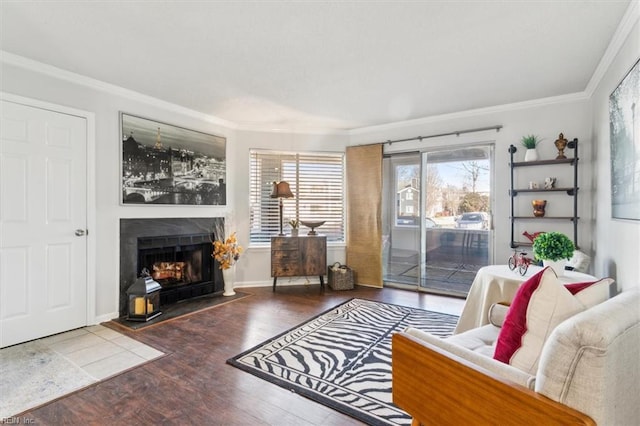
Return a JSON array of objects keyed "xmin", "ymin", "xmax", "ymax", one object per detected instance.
[{"xmin": 121, "ymin": 113, "xmax": 226, "ymax": 205}]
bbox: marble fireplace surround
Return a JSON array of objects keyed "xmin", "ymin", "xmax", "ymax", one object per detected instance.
[{"xmin": 119, "ymin": 217, "xmax": 224, "ymax": 317}]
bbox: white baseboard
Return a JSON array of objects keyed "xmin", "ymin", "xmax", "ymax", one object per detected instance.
[
  {"xmin": 235, "ymin": 277, "xmax": 324, "ymax": 288},
  {"xmin": 91, "ymin": 311, "xmax": 120, "ymax": 326}
]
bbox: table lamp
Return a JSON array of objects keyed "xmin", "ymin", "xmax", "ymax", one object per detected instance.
[{"xmin": 270, "ymin": 181, "xmax": 294, "ymax": 236}]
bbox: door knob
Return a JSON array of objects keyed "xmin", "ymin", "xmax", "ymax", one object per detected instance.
[{"xmin": 75, "ymin": 229, "xmax": 86, "ymax": 236}]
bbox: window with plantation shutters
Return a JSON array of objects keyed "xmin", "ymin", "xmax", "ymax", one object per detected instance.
[{"xmin": 249, "ymin": 150, "xmax": 345, "ymax": 243}]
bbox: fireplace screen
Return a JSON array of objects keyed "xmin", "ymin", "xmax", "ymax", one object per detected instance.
[
  {"xmin": 136, "ymin": 233, "xmax": 216, "ymax": 305},
  {"xmin": 148, "ymin": 250, "xmax": 201, "ymax": 285}
]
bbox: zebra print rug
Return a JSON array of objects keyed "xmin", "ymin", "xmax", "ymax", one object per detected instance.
[{"xmin": 227, "ymin": 298, "xmax": 458, "ymax": 425}]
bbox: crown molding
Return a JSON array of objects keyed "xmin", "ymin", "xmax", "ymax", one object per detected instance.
[
  {"xmin": 0, "ymin": 51, "xmax": 238, "ymax": 130},
  {"xmin": 349, "ymin": 91, "xmax": 589, "ymax": 136},
  {"xmin": 584, "ymin": 0, "xmax": 640, "ymax": 96}
]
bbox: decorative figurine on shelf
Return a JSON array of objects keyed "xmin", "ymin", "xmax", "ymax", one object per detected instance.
[
  {"xmin": 532, "ymin": 200, "xmax": 547, "ymax": 217},
  {"xmin": 508, "ymin": 250, "xmax": 534, "ymax": 276},
  {"xmin": 554, "ymin": 133, "xmax": 569, "ymax": 159},
  {"xmin": 544, "ymin": 177, "xmax": 556, "ymax": 189},
  {"xmin": 522, "ymin": 231, "xmax": 544, "ymax": 243}
]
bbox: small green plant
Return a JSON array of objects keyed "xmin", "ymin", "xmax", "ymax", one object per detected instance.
[
  {"xmin": 521, "ymin": 134, "xmax": 542, "ymax": 149},
  {"xmin": 532, "ymin": 232, "xmax": 575, "ymax": 261},
  {"xmin": 288, "ymin": 219, "xmax": 299, "ymax": 229}
]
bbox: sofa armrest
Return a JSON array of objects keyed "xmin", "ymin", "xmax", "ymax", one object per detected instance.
[
  {"xmin": 405, "ymin": 327, "xmax": 534, "ymax": 388},
  {"xmin": 392, "ymin": 331, "xmax": 595, "ymax": 426}
]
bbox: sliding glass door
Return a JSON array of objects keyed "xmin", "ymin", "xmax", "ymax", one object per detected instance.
[
  {"xmin": 382, "ymin": 154, "xmax": 421, "ymax": 287},
  {"xmin": 383, "ymin": 144, "xmax": 493, "ymax": 297}
]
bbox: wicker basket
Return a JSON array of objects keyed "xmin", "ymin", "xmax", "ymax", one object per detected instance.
[{"xmin": 328, "ymin": 262, "xmax": 354, "ymax": 290}]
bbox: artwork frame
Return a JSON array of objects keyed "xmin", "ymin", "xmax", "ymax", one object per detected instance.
[
  {"xmin": 120, "ymin": 112, "xmax": 227, "ymax": 206},
  {"xmin": 609, "ymin": 58, "xmax": 640, "ymax": 220}
]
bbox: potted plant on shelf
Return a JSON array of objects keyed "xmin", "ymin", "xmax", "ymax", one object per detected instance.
[
  {"xmin": 289, "ymin": 219, "xmax": 299, "ymax": 236},
  {"xmin": 532, "ymin": 231, "xmax": 575, "ymax": 276},
  {"xmin": 521, "ymin": 134, "xmax": 542, "ymax": 161}
]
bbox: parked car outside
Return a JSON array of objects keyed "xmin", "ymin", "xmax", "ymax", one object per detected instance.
[
  {"xmin": 397, "ymin": 216, "xmax": 440, "ymax": 228},
  {"xmin": 455, "ymin": 212, "xmax": 489, "ymax": 230},
  {"xmin": 397, "ymin": 215, "xmax": 419, "ymax": 226}
]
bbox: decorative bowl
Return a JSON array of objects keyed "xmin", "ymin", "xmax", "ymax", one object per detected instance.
[{"xmin": 300, "ymin": 220, "xmax": 325, "ymax": 236}]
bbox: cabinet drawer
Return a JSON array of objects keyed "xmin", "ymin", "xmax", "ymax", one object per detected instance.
[
  {"xmin": 271, "ymin": 263, "xmax": 299, "ymax": 277},
  {"xmin": 272, "ymin": 250, "xmax": 299, "ymax": 262},
  {"xmin": 271, "ymin": 238, "xmax": 299, "ymax": 250}
]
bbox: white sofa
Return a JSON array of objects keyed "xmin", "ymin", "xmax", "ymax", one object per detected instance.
[{"xmin": 392, "ymin": 290, "xmax": 640, "ymax": 425}]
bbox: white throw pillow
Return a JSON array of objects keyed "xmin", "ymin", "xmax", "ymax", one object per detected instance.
[
  {"xmin": 494, "ymin": 268, "xmax": 586, "ymax": 375},
  {"xmin": 566, "ymin": 250, "xmax": 590, "ymax": 273}
]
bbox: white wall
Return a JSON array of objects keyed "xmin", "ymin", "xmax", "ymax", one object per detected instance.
[
  {"xmin": 590, "ymin": 18, "xmax": 640, "ymax": 292},
  {"xmin": 350, "ymin": 99, "xmax": 593, "ymax": 268},
  {"xmin": 1, "ymin": 61, "xmax": 235, "ymax": 321}
]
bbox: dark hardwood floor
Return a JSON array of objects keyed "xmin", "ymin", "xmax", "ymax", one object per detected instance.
[{"xmin": 21, "ymin": 285, "xmax": 463, "ymax": 425}]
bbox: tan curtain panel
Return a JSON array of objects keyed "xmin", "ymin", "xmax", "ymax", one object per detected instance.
[{"xmin": 346, "ymin": 144, "xmax": 383, "ymax": 287}]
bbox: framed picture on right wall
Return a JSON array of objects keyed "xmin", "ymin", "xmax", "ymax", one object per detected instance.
[{"xmin": 609, "ymin": 58, "xmax": 639, "ymax": 220}]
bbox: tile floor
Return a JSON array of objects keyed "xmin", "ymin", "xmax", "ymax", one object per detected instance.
[
  {"xmin": 1, "ymin": 324, "xmax": 164, "ymax": 418},
  {"xmin": 37, "ymin": 324, "xmax": 164, "ymax": 380}
]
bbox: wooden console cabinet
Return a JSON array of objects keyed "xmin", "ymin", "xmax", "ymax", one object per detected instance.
[{"xmin": 271, "ymin": 235, "xmax": 327, "ymax": 291}]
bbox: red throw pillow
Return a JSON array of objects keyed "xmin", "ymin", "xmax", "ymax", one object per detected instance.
[
  {"xmin": 564, "ymin": 282, "xmax": 596, "ymax": 294},
  {"xmin": 493, "ymin": 269, "xmax": 546, "ymax": 364}
]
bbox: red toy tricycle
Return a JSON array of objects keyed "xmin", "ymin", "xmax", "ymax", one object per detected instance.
[{"xmin": 508, "ymin": 250, "xmax": 534, "ymax": 276}]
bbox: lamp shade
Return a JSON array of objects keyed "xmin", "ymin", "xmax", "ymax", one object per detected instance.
[{"xmin": 270, "ymin": 181, "xmax": 294, "ymax": 198}]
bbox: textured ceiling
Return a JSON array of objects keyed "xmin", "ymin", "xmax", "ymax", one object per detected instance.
[{"xmin": 0, "ymin": 1, "xmax": 631, "ymax": 130}]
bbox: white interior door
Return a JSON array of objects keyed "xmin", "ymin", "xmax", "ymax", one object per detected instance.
[{"xmin": 1, "ymin": 100, "xmax": 87, "ymax": 348}]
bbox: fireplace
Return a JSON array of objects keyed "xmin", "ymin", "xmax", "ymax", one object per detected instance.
[
  {"xmin": 137, "ymin": 233, "xmax": 215, "ymax": 306},
  {"xmin": 119, "ymin": 218, "xmax": 224, "ymax": 317}
]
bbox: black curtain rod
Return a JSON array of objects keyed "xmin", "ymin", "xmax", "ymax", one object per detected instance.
[{"xmin": 361, "ymin": 125, "xmax": 503, "ymax": 146}]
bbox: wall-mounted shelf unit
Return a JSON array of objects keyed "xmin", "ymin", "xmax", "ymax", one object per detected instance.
[{"xmin": 509, "ymin": 139, "xmax": 579, "ymax": 249}]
